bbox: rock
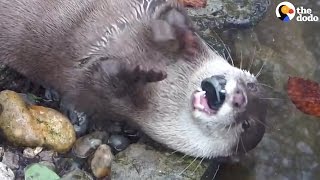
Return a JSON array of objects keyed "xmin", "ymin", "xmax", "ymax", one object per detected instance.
[
  {"xmin": 90, "ymin": 144, "xmax": 114, "ymax": 178},
  {"xmin": 38, "ymin": 150, "xmax": 56, "ymax": 162},
  {"xmin": 187, "ymin": 0, "xmax": 271, "ymax": 30},
  {"xmin": 0, "ymin": 90, "xmax": 76, "ymax": 153},
  {"xmin": 112, "ymin": 143, "xmax": 208, "ymax": 179},
  {"xmin": 108, "ymin": 135, "xmax": 130, "ymax": 152},
  {"xmin": 23, "ymin": 147, "xmax": 43, "ymax": 159},
  {"xmin": 60, "ymin": 169, "xmax": 93, "ymax": 180},
  {"xmin": 72, "ymin": 131, "xmax": 108, "ymax": 158},
  {"xmin": 2, "ymin": 151, "xmax": 19, "ymax": 170},
  {"xmin": 0, "ymin": 162, "xmax": 15, "ymax": 180},
  {"xmin": 24, "ymin": 163, "xmax": 60, "ymax": 180},
  {"xmin": 38, "ymin": 161, "xmax": 56, "ymax": 172},
  {"xmin": 54, "ymin": 158, "xmax": 84, "ymax": 176},
  {"xmin": 0, "ymin": 147, "xmax": 4, "ymax": 158}
]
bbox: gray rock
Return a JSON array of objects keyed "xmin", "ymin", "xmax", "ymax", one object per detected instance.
[
  {"xmin": 2, "ymin": 151, "xmax": 19, "ymax": 170},
  {"xmin": 0, "ymin": 162, "xmax": 14, "ymax": 180},
  {"xmin": 112, "ymin": 143, "xmax": 208, "ymax": 180},
  {"xmin": 60, "ymin": 169, "xmax": 93, "ymax": 180},
  {"xmin": 187, "ymin": 0, "xmax": 271, "ymax": 30}
]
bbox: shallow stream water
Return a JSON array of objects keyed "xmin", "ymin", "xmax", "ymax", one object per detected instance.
[{"xmin": 208, "ymin": 0, "xmax": 320, "ymax": 179}]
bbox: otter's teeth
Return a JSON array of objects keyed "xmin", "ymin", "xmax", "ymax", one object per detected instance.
[
  {"xmin": 195, "ymin": 104, "xmax": 204, "ymax": 110},
  {"xmin": 198, "ymin": 91, "xmax": 206, "ymax": 96}
]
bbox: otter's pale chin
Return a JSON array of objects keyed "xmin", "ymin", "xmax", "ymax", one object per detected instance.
[{"xmin": 192, "ymin": 89, "xmax": 217, "ymax": 115}]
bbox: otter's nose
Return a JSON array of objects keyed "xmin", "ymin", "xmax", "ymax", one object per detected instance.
[
  {"xmin": 201, "ymin": 75, "xmax": 226, "ymax": 110},
  {"xmin": 233, "ymin": 89, "xmax": 246, "ymax": 108}
]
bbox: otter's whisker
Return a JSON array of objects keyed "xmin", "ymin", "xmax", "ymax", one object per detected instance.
[
  {"xmin": 236, "ymin": 136, "xmax": 240, "ymax": 154},
  {"xmin": 240, "ymin": 49, "xmax": 243, "ymax": 70},
  {"xmin": 192, "ymin": 157, "xmax": 205, "ymax": 174},
  {"xmin": 211, "ymin": 30, "xmax": 234, "ymax": 67},
  {"xmin": 212, "ymin": 164, "xmax": 220, "ymax": 180},
  {"xmin": 255, "ymin": 61, "xmax": 266, "ymax": 79},
  {"xmin": 256, "ymin": 82, "xmax": 275, "ymax": 90},
  {"xmin": 169, "ymin": 150, "xmax": 179, "ymax": 156},
  {"xmin": 248, "ymin": 46, "xmax": 256, "ymax": 72},
  {"xmin": 179, "ymin": 157, "xmax": 198, "ymax": 176},
  {"xmin": 178, "ymin": 154, "xmax": 188, "ymax": 162},
  {"xmin": 259, "ymin": 97, "xmax": 285, "ymax": 100},
  {"xmin": 227, "ymin": 124, "xmax": 232, "ymax": 133},
  {"xmin": 240, "ymin": 137, "xmax": 247, "ymax": 154},
  {"xmin": 250, "ymin": 117, "xmax": 280, "ymax": 131}
]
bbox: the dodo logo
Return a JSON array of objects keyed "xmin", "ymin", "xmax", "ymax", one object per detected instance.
[{"xmin": 276, "ymin": 2, "xmax": 296, "ymax": 22}]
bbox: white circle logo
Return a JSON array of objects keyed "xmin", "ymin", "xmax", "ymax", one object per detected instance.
[{"xmin": 275, "ymin": 2, "xmax": 296, "ymax": 22}]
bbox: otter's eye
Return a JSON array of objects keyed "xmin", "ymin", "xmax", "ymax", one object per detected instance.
[
  {"xmin": 247, "ymin": 82, "xmax": 257, "ymax": 92},
  {"xmin": 242, "ymin": 120, "xmax": 250, "ymax": 129}
]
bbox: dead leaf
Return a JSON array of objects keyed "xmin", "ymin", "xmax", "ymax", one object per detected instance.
[
  {"xmin": 178, "ymin": 0, "xmax": 207, "ymax": 8},
  {"xmin": 287, "ymin": 77, "xmax": 320, "ymax": 117}
]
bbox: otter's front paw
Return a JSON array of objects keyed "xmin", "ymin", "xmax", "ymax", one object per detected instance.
[{"xmin": 132, "ymin": 65, "xmax": 167, "ymax": 83}]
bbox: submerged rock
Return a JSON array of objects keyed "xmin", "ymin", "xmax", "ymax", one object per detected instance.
[
  {"xmin": 24, "ymin": 163, "xmax": 60, "ymax": 180},
  {"xmin": 23, "ymin": 147, "xmax": 43, "ymax": 159},
  {"xmin": 112, "ymin": 143, "xmax": 208, "ymax": 179},
  {"xmin": 60, "ymin": 168, "xmax": 93, "ymax": 180},
  {"xmin": 0, "ymin": 90, "xmax": 76, "ymax": 153},
  {"xmin": 90, "ymin": 144, "xmax": 114, "ymax": 178},
  {"xmin": 2, "ymin": 151, "xmax": 19, "ymax": 170},
  {"xmin": 187, "ymin": 0, "xmax": 271, "ymax": 30},
  {"xmin": 72, "ymin": 131, "xmax": 108, "ymax": 158},
  {"xmin": 0, "ymin": 162, "xmax": 14, "ymax": 180},
  {"xmin": 108, "ymin": 135, "xmax": 130, "ymax": 152}
]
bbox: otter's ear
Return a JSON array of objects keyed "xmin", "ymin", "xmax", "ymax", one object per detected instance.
[{"xmin": 151, "ymin": 5, "xmax": 199, "ymax": 56}]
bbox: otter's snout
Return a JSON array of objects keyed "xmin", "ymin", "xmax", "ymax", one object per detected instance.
[{"xmin": 201, "ymin": 75, "xmax": 226, "ymax": 110}]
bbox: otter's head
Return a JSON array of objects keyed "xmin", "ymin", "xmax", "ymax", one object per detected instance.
[{"xmin": 182, "ymin": 54, "xmax": 267, "ymax": 158}]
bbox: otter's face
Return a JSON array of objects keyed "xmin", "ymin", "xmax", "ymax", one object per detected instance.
[{"xmin": 189, "ymin": 56, "xmax": 267, "ymax": 157}]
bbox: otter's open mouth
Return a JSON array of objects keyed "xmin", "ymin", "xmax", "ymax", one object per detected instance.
[
  {"xmin": 192, "ymin": 89, "xmax": 217, "ymax": 115},
  {"xmin": 192, "ymin": 75, "xmax": 227, "ymax": 115}
]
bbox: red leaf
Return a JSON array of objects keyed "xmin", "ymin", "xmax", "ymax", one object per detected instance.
[
  {"xmin": 179, "ymin": 0, "xmax": 207, "ymax": 8},
  {"xmin": 287, "ymin": 77, "xmax": 320, "ymax": 117}
]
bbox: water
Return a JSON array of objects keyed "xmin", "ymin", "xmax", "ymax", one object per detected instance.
[{"xmin": 209, "ymin": 1, "xmax": 320, "ymax": 179}]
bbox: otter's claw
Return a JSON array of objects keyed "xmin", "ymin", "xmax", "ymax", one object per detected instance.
[{"xmin": 133, "ymin": 65, "xmax": 167, "ymax": 83}]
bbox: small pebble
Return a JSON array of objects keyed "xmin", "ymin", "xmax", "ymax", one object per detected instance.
[
  {"xmin": 54, "ymin": 158, "xmax": 84, "ymax": 176},
  {"xmin": 60, "ymin": 168, "xmax": 93, "ymax": 180},
  {"xmin": 39, "ymin": 150, "xmax": 56, "ymax": 162},
  {"xmin": 72, "ymin": 131, "xmax": 108, "ymax": 158},
  {"xmin": 0, "ymin": 147, "xmax": 4, "ymax": 158},
  {"xmin": 108, "ymin": 135, "xmax": 130, "ymax": 152},
  {"xmin": 0, "ymin": 162, "xmax": 14, "ymax": 180},
  {"xmin": 2, "ymin": 151, "xmax": 19, "ymax": 170},
  {"xmin": 23, "ymin": 147, "xmax": 43, "ymax": 159},
  {"xmin": 24, "ymin": 163, "xmax": 60, "ymax": 180},
  {"xmin": 91, "ymin": 144, "xmax": 114, "ymax": 178},
  {"xmin": 39, "ymin": 161, "xmax": 56, "ymax": 171}
]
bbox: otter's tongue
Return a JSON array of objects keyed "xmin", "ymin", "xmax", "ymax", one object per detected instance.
[{"xmin": 193, "ymin": 91, "xmax": 214, "ymax": 114}]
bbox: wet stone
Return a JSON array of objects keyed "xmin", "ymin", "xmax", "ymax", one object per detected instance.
[
  {"xmin": 90, "ymin": 144, "xmax": 114, "ymax": 178},
  {"xmin": 0, "ymin": 147, "xmax": 4, "ymax": 159},
  {"xmin": 54, "ymin": 158, "xmax": 84, "ymax": 176},
  {"xmin": 38, "ymin": 150, "xmax": 56, "ymax": 162},
  {"xmin": 2, "ymin": 151, "xmax": 19, "ymax": 170},
  {"xmin": 23, "ymin": 147, "xmax": 43, "ymax": 159},
  {"xmin": 24, "ymin": 163, "xmax": 60, "ymax": 180},
  {"xmin": 296, "ymin": 142, "xmax": 313, "ymax": 155},
  {"xmin": 60, "ymin": 168, "xmax": 93, "ymax": 180},
  {"xmin": 187, "ymin": 0, "xmax": 271, "ymax": 31},
  {"xmin": 72, "ymin": 131, "xmax": 109, "ymax": 158},
  {"xmin": 0, "ymin": 162, "xmax": 14, "ymax": 180},
  {"xmin": 108, "ymin": 135, "xmax": 130, "ymax": 153}
]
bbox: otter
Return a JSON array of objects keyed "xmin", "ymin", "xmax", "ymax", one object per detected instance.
[{"xmin": 0, "ymin": 0, "xmax": 267, "ymax": 159}]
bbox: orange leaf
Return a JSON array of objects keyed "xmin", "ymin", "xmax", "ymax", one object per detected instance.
[
  {"xmin": 287, "ymin": 77, "xmax": 320, "ymax": 117},
  {"xmin": 178, "ymin": 0, "xmax": 207, "ymax": 8}
]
